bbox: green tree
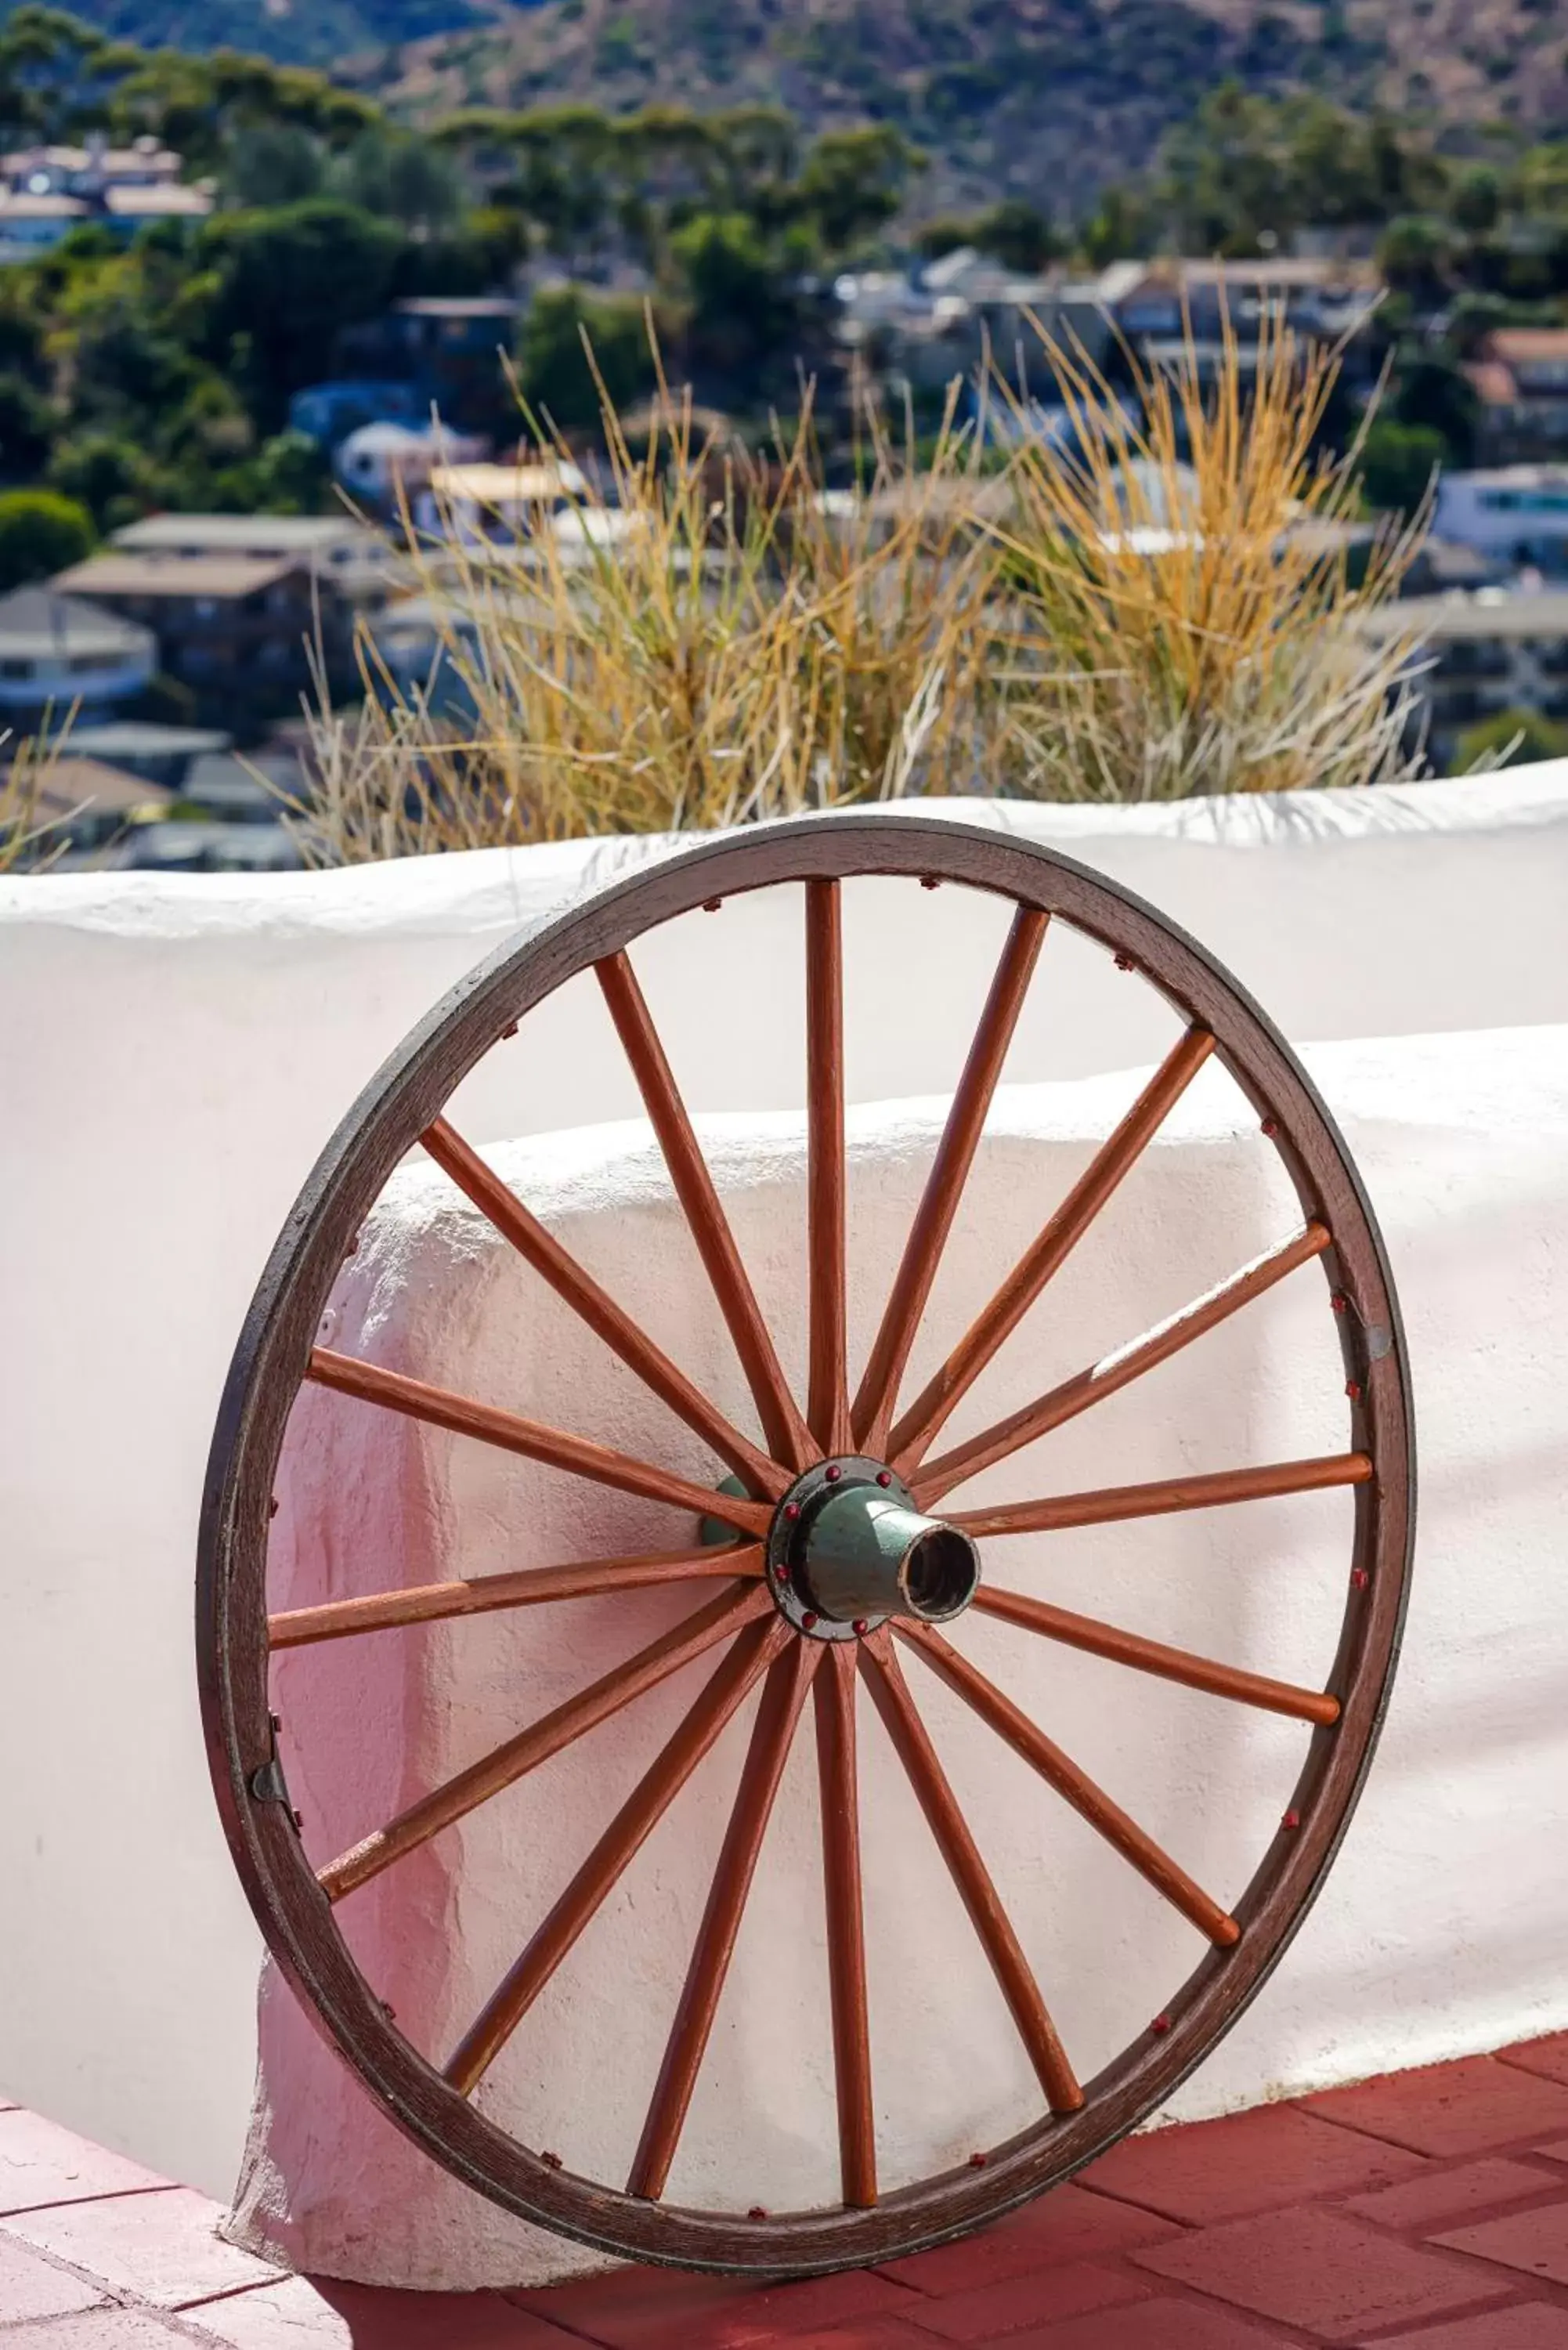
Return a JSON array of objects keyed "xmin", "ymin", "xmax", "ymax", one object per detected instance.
[
  {"xmin": 46, "ymin": 433, "xmax": 161, "ymax": 532},
  {"xmin": 1377, "ymin": 215, "xmax": 1454, "ymax": 299},
  {"xmin": 1391, "ymin": 352, "xmax": 1478, "ymax": 465},
  {"xmin": 0, "ymin": 486, "xmax": 94, "ymax": 591},
  {"xmin": 515, "ymin": 285, "xmax": 660, "ymax": 430},
  {"xmin": 793, "ymin": 126, "xmax": 916, "ymax": 255},
  {"xmin": 203, "ymin": 198, "xmax": 404, "ymax": 430},
  {"xmin": 0, "ymin": 376, "xmax": 54, "ymax": 479},
  {"xmin": 1450, "ymin": 164, "xmax": 1503, "ymax": 237},
  {"xmin": 1357, "ymin": 418, "xmax": 1444, "ymax": 514},
  {"xmin": 1457, "ymin": 707, "xmax": 1568, "ymax": 768},
  {"xmin": 971, "ymin": 198, "xmax": 1058, "ymax": 273},
  {"xmin": 670, "ymin": 209, "xmax": 804, "ymax": 377}
]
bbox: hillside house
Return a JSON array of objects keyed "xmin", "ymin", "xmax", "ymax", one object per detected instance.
[
  {"xmin": 52, "ymin": 551, "xmax": 353, "ymax": 714},
  {"xmin": 1465, "ymin": 331, "xmax": 1568, "ymax": 465},
  {"xmin": 0, "ymin": 588, "xmax": 154, "ymax": 716}
]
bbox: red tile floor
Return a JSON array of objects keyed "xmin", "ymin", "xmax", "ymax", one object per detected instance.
[{"xmin": 3, "ymin": 2036, "xmax": 1568, "ymax": 2347}]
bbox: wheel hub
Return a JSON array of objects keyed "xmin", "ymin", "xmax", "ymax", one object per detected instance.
[{"xmin": 763, "ymin": 1456, "xmax": 981, "ymax": 1643}]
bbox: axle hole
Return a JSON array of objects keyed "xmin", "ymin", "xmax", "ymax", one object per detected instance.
[{"xmin": 903, "ymin": 1527, "xmax": 980, "ymax": 1620}]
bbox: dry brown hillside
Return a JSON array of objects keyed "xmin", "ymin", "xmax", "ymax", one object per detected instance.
[{"xmin": 377, "ymin": 0, "xmax": 1568, "ymax": 205}]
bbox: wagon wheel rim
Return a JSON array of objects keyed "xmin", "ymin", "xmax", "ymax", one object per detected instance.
[{"xmin": 197, "ymin": 812, "xmax": 1414, "ymax": 2275}]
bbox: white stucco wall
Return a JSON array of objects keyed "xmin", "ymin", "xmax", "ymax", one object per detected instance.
[{"xmin": 2, "ymin": 771, "xmax": 1566, "ymax": 2279}]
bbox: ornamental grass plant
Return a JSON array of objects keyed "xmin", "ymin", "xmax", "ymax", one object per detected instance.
[
  {"xmin": 293, "ymin": 363, "xmax": 1003, "ymax": 863},
  {"xmin": 991, "ymin": 307, "xmax": 1433, "ymax": 801},
  {"xmin": 294, "ymin": 313, "xmax": 1440, "ymax": 863}
]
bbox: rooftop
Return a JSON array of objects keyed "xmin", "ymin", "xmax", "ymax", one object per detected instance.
[
  {"xmin": 53, "ymin": 554, "xmax": 306, "ymax": 601},
  {"xmin": 0, "ymin": 586, "xmax": 153, "ymax": 658},
  {"xmin": 111, "ymin": 515, "xmax": 372, "ymax": 557},
  {"xmin": 14, "ymin": 755, "xmax": 168, "ymax": 825},
  {"xmin": 102, "ymin": 184, "xmax": 212, "ymax": 219},
  {"xmin": 1483, "ymin": 327, "xmax": 1568, "ymax": 363},
  {"xmin": 392, "ymin": 296, "xmax": 522, "ymax": 320},
  {"xmin": 1360, "ymin": 588, "xmax": 1568, "ymax": 640},
  {"xmin": 68, "ymin": 722, "xmax": 233, "ymax": 758}
]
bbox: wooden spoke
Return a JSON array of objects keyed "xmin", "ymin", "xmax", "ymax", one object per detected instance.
[
  {"xmin": 853, "ymin": 907, "xmax": 1049, "ymax": 1457},
  {"xmin": 950, "ymin": 1452, "xmax": 1371, "ymax": 1542},
  {"xmin": 915, "ymin": 1223, "xmax": 1333, "ymax": 1508},
  {"xmin": 973, "ymin": 1587, "xmax": 1342, "ymax": 1726},
  {"xmin": 815, "ymin": 1642, "xmax": 876, "ymax": 2207},
  {"xmin": 806, "ymin": 880, "xmax": 851, "ymax": 1455},
  {"xmin": 597, "ymin": 950, "xmax": 815, "ymax": 1472},
  {"xmin": 889, "ymin": 1028, "xmax": 1216, "ymax": 1476},
  {"xmin": 629, "ymin": 1638, "xmax": 821, "ymax": 2199},
  {"xmin": 318, "ymin": 1583, "xmax": 771, "ymax": 1904},
  {"xmin": 860, "ymin": 1630, "xmax": 1082, "ymax": 2116},
  {"xmin": 269, "ymin": 1545, "xmax": 764, "ymax": 1650},
  {"xmin": 421, "ymin": 1117, "xmax": 786, "ymax": 1501},
  {"xmin": 446, "ymin": 1617, "xmax": 791, "ymax": 2097},
  {"xmin": 895, "ymin": 1624, "xmax": 1240, "ymax": 1948},
  {"xmin": 307, "ymin": 1348, "xmax": 771, "ymax": 1535}
]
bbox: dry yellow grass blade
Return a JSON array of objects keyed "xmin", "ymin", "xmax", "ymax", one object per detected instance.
[
  {"xmin": 992, "ymin": 304, "xmax": 1434, "ymax": 800},
  {"xmin": 293, "ymin": 358, "xmax": 1004, "ymax": 864}
]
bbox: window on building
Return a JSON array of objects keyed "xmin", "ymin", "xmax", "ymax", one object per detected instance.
[{"xmin": 0, "ymin": 657, "xmax": 34, "ymax": 680}]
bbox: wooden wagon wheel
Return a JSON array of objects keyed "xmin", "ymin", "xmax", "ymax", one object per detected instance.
[{"xmin": 198, "ymin": 812, "xmax": 1414, "ymax": 2277}]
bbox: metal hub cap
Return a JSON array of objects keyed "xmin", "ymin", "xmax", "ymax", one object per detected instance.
[{"xmin": 764, "ymin": 1456, "xmax": 982, "ymax": 1642}]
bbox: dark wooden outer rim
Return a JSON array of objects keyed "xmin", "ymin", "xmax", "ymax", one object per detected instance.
[{"xmin": 196, "ymin": 812, "xmax": 1415, "ymax": 2276}]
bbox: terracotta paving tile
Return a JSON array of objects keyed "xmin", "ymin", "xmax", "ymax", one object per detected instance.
[
  {"xmin": 734, "ymin": 2325, "xmax": 943, "ymax": 2350},
  {"xmin": 1301, "ymin": 2056, "xmax": 1568, "ymax": 2160},
  {"xmin": 887, "ymin": 2258, "xmax": 1151, "ymax": 2340},
  {"xmin": 1540, "ymin": 2142, "xmax": 1568, "ymax": 2168},
  {"xmin": 1358, "ymin": 2312, "xmax": 1568, "ymax": 2349},
  {"xmin": 511, "ymin": 2265, "xmax": 920, "ymax": 2349},
  {"xmin": 0, "ymin": 2110, "xmax": 172, "ymax": 2214},
  {"xmin": 0, "ymin": 2316, "xmax": 208, "ymax": 2345},
  {"xmin": 182, "ymin": 2274, "xmax": 585, "ymax": 2347},
  {"xmin": 1342, "ymin": 2156, "xmax": 1568, "ymax": 2232},
  {"xmin": 875, "ymin": 2183, "xmax": 1180, "ymax": 2298},
  {"xmin": 0, "ymin": 2226, "xmax": 110, "ymax": 2322},
  {"xmin": 3, "ymin": 2188, "xmax": 283, "ymax": 2311},
  {"xmin": 1132, "ymin": 2204, "xmax": 1517, "ymax": 2341},
  {"xmin": 1433, "ymin": 2199, "xmax": 1568, "ymax": 2287},
  {"xmin": 985, "ymin": 2299, "xmax": 1301, "ymax": 2347},
  {"xmin": 1501, "ymin": 2036, "xmax": 1568, "ymax": 2089},
  {"xmin": 1078, "ymin": 2102, "xmax": 1423, "ymax": 2226}
]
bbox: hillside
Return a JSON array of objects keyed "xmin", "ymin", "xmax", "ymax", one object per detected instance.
[
  {"xmin": 382, "ymin": 0, "xmax": 1568, "ymax": 208},
  {"xmin": 0, "ymin": 0, "xmax": 482, "ymax": 68}
]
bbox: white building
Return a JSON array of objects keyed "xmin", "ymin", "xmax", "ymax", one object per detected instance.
[
  {"xmin": 0, "ymin": 588, "xmax": 155, "ymax": 715},
  {"xmin": 1432, "ymin": 467, "xmax": 1568, "ymax": 572},
  {"xmin": 333, "ymin": 421, "xmax": 486, "ymax": 515}
]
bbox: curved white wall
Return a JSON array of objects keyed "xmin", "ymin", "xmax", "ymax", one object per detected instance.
[{"xmin": 2, "ymin": 771, "xmax": 1566, "ymax": 2276}]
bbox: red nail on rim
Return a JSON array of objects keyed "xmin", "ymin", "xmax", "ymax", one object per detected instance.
[
  {"xmin": 854, "ymin": 1618, "xmax": 869, "ymax": 1636},
  {"xmin": 784, "ymin": 1502, "xmax": 800, "ymax": 1520},
  {"xmin": 1115, "ymin": 951, "xmax": 1135, "ymax": 971},
  {"xmin": 1352, "ymin": 1568, "xmax": 1370, "ymax": 1589},
  {"xmin": 501, "ymin": 1022, "xmax": 518, "ymax": 1038},
  {"xmin": 269, "ymin": 1497, "xmax": 279, "ymax": 1519},
  {"xmin": 703, "ymin": 898, "xmax": 722, "ymax": 913},
  {"xmin": 802, "ymin": 1611, "xmax": 818, "ymax": 1631},
  {"xmin": 1151, "ymin": 2014, "xmax": 1172, "ymax": 2035},
  {"xmin": 748, "ymin": 2205, "xmax": 768, "ymax": 2218},
  {"xmin": 968, "ymin": 2151, "xmax": 987, "ymax": 2168},
  {"xmin": 1331, "ymin": 1292, "xmax": 1349, "ymax": 1314},
  {"xmin": 1281, "ymin": 1810, "xmax": 1302, "ymax": 1831},
  {"xmin": 825, "ymin": 1464, "xmax": 841, "ymax": 1483},
  {"xmin": 1346, "ymin": 1379, "xmax": 1362, "ymax": 1401},
  {"xmin": 876, "ymin": 1469, "xmax": 892, "ymax": 1486},
  {"xmin": 921, "ymin": 875, "xmax": 941, "ymax": 890},
  {"xmin": 777, "ymin": 1565, "xmax": 792, "ymax": 1585},
  {"xmin": 1261, "ymin": 1117, "xmax": 1279, "ymax": 1137},
  {"xmin": 541, "ymin": 2150, "xmax": 562, "ymax": 2170}
]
